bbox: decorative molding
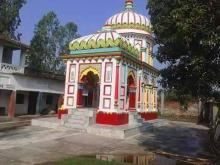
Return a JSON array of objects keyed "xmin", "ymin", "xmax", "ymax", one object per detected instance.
[
  {"xmin": 67, "ymin": 97, "xmax": 74, "ymax": 106},
  {"xmin": 104, "ymin": 85, "xmax": 112, "ymax": 96},
  {"xmin": 104, "ymin": 62, "xmax": 113, "ymax": 83},
  {"xmin": 69, "ymin": 31, "xmax": 140, "ymax": 58},
  {"xmin": 120, "ymin": 99, "xmax": 125, "ymax": 110},
  {"xmin": 103, "ymin": 98, "xmax": 111, "ymax": 109},
  {"xmin": 121, "ymin": 86, "xmax": 125, "ymax": 96},
  {"xmin": 68, "ymin": 64, "xmax": 76, "ymax": 83},
  {"xmin": 110, "ymin": 24, "xmax": 152, "ymax": 33},
  {"xmin": 68, "ymin": 85, "xmax": 75, "ymax": 94}
]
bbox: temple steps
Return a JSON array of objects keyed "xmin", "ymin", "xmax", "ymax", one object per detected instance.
[
  {"xmin": 87, "ymin": 119, "xmax": 169, "ymax": 139},
  {"xmin": 128, "ymin": 112, "xmax": 144, "ymax": 125},
  {"xmin": 32, "ymin": 116, "xmax": 170, "ymax": 139},
  {"xmin": 62, "ymin": 109, "xmax": 96, "ymax": 131}
]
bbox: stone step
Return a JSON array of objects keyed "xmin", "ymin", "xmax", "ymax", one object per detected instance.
[
  {"xmin": 63, "ymin": 109, "xmax": 96, "ymax": 131},
  {"xmin": 129, "ymin": 115, "xmax": 143, "ymax": 120},
  {"xmin": 129, "ymin": 118, "xmax": 143, "ymax": 124},
  {"xmin": 129, "ymin": 113, "xmax": 142, "ymax": 118},
  {"xmin": 66, "ymin": 118, "xmax": 87, "ymax": 125},
  {"xmin": 72, "ymin": 110, "xmax": 95, "ymax": 117},
  {"xmin": 67, "ymin": 115, "xmax": 86, "ymax": 121},
  {"xmin": 64, "ymin": 123, "xmax": 86, "ymax": 130},
  {"xmin": 87, "ymin": 123, "xmax": 155, "ymax": 139},
  {"xmin": 72, "ymin": 111, "xmax": 87, "ymax": 116},
  {"xmin": 129, "ymin": 114, "xmax": 144, "ymax": 125},
  {"xmin": 129, "ymin": 112, "xmax": 140, "ymax": 117}
]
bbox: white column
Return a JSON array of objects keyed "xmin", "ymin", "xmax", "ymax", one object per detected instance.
[
  {"xmin": 98, "ymin": 60, "xmax": 105, "ymax": 110},
  {"xmin": 64, "ymin": 61, "xmax": 70, "ymax": 108},
  {"xmin": 137, "ymin": 70, "xmax": 142, "ymax": 112},
  {"xmin": 125, "ymin": 64, "xmax": 128, "ymax": 110},
  {"xmin": 20, "ymin": 50, "xmax": 26, "ymax": 67},
  {"xmin": 74, "ymin": 62, "xmax": 79, "ymax": 109},
  {"xmin": 36, "ymin": 92, "xmax": 43, "ymax": 114}
]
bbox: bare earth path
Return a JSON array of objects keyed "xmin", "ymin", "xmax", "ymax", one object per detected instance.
[{"xmin": 0, "ymin": 121, "xmax": 211, "ymax": 165}]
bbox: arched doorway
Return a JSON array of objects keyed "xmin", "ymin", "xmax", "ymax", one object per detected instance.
[
  {"xmin": 77, "ymin": 69, "xmax": 100, "ymax": 108},
  {"xmin": 127, "ymin": 72, "xmax": 136, "ymax": 111}
]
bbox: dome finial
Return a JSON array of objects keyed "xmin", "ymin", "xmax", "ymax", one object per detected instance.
[{"xmin": 125, "ymin": 0, "xmax": 133, "ymax": 10}]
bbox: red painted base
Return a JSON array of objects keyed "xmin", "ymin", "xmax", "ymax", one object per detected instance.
[
  {"xmin": 96, "ymin": 112, "xmax": 129, "ymax": 125},
  {"xmin": 139, "ymin": 112, "xmax": 158, "ymax": 121},
  {"xmin": 58, "ymin": 109, "xmax": 68, "ymax": 119}
]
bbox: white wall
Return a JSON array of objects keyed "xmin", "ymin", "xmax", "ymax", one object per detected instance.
[{"xmin": 13, "ymin": 74, "xmax": 64, "ymax": 94}]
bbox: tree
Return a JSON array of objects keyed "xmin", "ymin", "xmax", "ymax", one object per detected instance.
[
  {"xmin": 0, "ymin": 0, "xmax": 26, "ymax": 40},
  {"xmin": 147, "ymin": 0, "xmax": 220, "ymax": 101},
  {"xmin": 28, "ymin": 11, "xmax": 79, "ymax": 74}
]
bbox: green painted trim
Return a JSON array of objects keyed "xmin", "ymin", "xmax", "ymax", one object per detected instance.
[
  {"xmin": 69, "ymin": 37, "xmax": 140, "ymax": 58},
  {"xmin": 141, "ymin": 48, "xmax": 147, "ymax": 51},
  {"xmin": 70, "ymin": 47, "xmax": 122, "ymax": 55}
]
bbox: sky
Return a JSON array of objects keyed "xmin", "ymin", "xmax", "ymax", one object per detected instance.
[
  {"xmin": 17, "ymin": 0, "xmax": 163, "ymax": 69},
  {"xmin": 18, "ymin": 0, "xmax": 149, "ymax": 43}
]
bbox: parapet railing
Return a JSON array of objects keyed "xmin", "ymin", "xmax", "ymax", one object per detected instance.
[{"xmin": 0, "ymin": 63, "xmax": 24, "ymax": 74}]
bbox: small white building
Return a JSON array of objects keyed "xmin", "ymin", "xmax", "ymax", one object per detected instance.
[{"xmin": 0, "ymin": 35, "xmax": 64, "ymax": 118}]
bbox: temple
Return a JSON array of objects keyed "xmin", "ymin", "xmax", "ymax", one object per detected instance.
[{"xmin": 62, "ymin": 0, "xmax": 159, "ymax": 126}]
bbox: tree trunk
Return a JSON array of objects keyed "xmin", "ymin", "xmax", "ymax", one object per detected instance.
[{"xmin": 198, "ymin": 99, "xmax": 203, "ymax": 123}]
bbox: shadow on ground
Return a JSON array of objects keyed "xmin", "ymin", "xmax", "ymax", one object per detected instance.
[{"xmin": 135, "ymin": 122, "xmax": 212, "ymax": 159}]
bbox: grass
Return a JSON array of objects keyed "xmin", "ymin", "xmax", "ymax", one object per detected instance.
[{"xmin": 42, "ymin": 156, "xmax": 127, "ymax": 165}]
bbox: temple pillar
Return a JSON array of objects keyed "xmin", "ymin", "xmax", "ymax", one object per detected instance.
[
  {"xmin": 153, "ymin": 89, "xmax": 156, "ymax": 111},
  {"xmin": 114, "ymin": 62, "xmax": 120, "ymax": 108},
  {"xmin": 150, "ymin": 88, "xmax": 153, "ymax": 111},
  {"xmin": 137, "ymin": 73, "xmax": 141, "ymax": 110},
  {"xmin": 144, "ymin": 87, "xmax": 147, "ymax": 111},
  {"xmin": 8, "ymin": 90, "xmax": 16, "ymax": 118}
]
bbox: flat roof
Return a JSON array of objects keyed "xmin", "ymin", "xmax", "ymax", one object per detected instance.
[{"xmin": 0, "ymin": 35, "xmax": 30, "ymax": 50}]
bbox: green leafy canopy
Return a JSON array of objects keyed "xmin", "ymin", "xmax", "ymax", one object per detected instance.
[
  {"xmin": 148, "ymin": 0, "xmax": 220, "ymax": 101},
  {"xmin": 0, "ymin": 0, "xmax": 26, "ymax": 40},
  {"xmin": 28, "ymin": 11, "xmax": 80, "ymax": 74}
]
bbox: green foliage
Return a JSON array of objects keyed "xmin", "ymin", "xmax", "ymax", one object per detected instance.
[
  {"xmin": 28, "ymin": 11, "xmax": 79, "ymax": 74},
  {"xmin": 0, "ymin": 0, "xmax": 26, "ymax": 40},
  {"xmin": 147, "ymin": 0, "xmax": 220, "ymax": 101}
]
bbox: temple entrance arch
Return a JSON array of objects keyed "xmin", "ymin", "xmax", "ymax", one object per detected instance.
[
  {"xmin": 77, "ymin": 67, "xmax": 100, "ymax": 108},
  {"xmin": 127, "ymin": 71, "xmax": 136, "ymax": 111}
]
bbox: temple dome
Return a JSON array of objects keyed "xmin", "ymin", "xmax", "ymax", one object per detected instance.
[
  {"xmin": 105, "ymin": 0, "xmax": 152, "ymax": 33},
  {"xmin": 69, "ymin": 30, "xmax": 139, "ymax": 58}
]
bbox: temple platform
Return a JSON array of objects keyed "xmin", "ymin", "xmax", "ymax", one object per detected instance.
[{"xmin": 31, "ymin": 117, "xmax": 169, "ymax": 139}]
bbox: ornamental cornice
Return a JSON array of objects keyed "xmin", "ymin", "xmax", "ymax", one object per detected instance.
[
  {"xmin": 69, "ymin": 33, "xmax": 140, "ymax": 59},
  {"xmin": 110, "ymin": 24, "xmax": 153, "ymax": 34}
]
